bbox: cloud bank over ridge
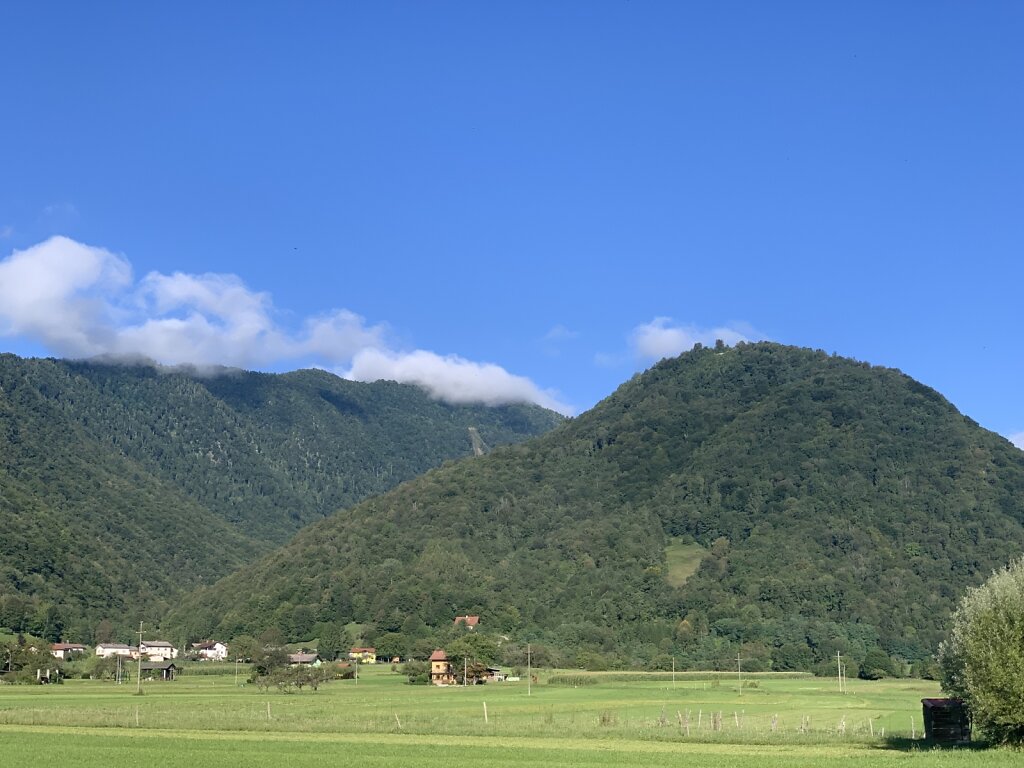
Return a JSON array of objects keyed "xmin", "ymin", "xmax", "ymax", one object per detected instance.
[
  {"xmin": 630, "ymin": 317, "xmax": 759, "ymax": 360},
  {"xmin": 0, "ymin": 236, "xmax": 572, "ymax": 414}
]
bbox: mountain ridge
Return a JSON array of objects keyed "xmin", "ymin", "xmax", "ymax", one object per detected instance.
[
  {"xmin": 166, "ymin": 343, "xmax": 1024, "ymax": 672},
  {"xmin": 0, "ymin": 353, "xmax": 562, "ymax": 641}
]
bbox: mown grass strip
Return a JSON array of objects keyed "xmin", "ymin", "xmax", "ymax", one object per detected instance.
[{"xmin": 1, "ymin": 725, "xmax": 1017, "ymax": 768}]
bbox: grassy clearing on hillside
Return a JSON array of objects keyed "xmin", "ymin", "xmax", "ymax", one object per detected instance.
[
  {"xmin": 0, "ymin": 668, "xmax": 1014, "ymax": 767},
  {"xmin": 663, "ymin": 538, "xmax": 706, "ymax": 587}
]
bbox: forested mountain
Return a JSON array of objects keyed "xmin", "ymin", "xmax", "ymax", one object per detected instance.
[
  {"xmin": 168, "ymin": 343, "xmax": 1024, "ymax": 673},
  {"xmin": 0, "ymin": 354, "xmax": 562, "ymax": 641}
]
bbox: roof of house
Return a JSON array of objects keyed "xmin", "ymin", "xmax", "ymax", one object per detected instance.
[
  {"xmin": 429, "ymin": 649, "xmax": 448, "ymax": 661},
  {"xmin": 453, "ymin": 615, "xmax": 480, "ymax": 627},
  {"xmin": 96, "ymin": 643, "xmax": 131, "ymax": 649},
  {"xmin": 142, "ymin": 640, "xmax": 174, "ymax": 647},
  {"xmin": 350, "ymin": 647, "xmax": 376, "ymax": 653},
  {"xmin": 191, "ymin": 640, "xmax": 224, "ymax": 650},
  {"xmin": 52, "ymin": 643, "xmax": 86, "ymax": 650},
  {"xmin": 141, "ymin": 662, "xmax": 177, "ymax": 670},
  {"xmin": 288, "ymin": 653, "xmax": 319, "ymax": 664}
]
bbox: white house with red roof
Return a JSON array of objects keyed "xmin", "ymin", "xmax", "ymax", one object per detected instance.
[
  {"xmin": 50, "ymin": 643, "xmax": 86, "ymax": 659},
  {"xmin": 191, "ymin": 640, "xmax": 228, "ymax": 661}
]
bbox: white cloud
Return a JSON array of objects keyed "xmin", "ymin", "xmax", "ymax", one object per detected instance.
[
  {"xmin": 302, "ymin": 309, "xmax": 387, "ymax": 361},
  {"xmin": 542, "ymin": 324, "xmax": 579, "ymax": 342},
  {"xmin": 630, "ymin": 317, "xmax": 757, "ymax": 360},
  {"xmin": 345, "ymin": 348, "xmax": 574, "ymax": 415},
  {"xmin": 0, "ymin": 236, "xmax": 564, "ymax": 412},
  {"xmin": 1009, "ymin": 432, "xmax": 1024, "ymax": 451},
  {"xmin": 0, "ymin": 236, "xmax": 132, "ymax": 357}
]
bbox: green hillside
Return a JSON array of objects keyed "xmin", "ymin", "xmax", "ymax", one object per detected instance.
[
  {"xmin": 0, "ymin": 354, "xmax": 562, "ymax": 641},
  {"xmin": 167, "ymin": 343, "xmax": 1024, "ymax": 673}
]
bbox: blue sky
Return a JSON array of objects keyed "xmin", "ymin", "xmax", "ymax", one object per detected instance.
[{"xmin": 1, "ymin": 2, "xmax": 1021, "ymax": 443}]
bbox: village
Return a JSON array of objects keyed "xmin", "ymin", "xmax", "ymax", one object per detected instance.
[{"xmin": 34, "ymin": 614, "xmax": 513, "ymax": 686}]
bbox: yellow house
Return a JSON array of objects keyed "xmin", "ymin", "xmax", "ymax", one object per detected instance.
[
  {"xmin": 429, "ymin": 649, "xmax": 456, "ymax": 685},
  {"xmin": 348, "ymin": 647, "xmax": 377, "ymax": 664}
]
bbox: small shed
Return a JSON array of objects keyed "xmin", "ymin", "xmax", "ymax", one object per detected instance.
[
  {"xmin": 140, "ymin": 662, "xmax": 178, "ymax": 681},
  {"xmin": 922, "ymin": 698, "xmax": 971, "ymax": 745}
]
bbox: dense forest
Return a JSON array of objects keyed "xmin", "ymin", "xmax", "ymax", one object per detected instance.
[
  {"xmin": 0, "ymin": 354, "xmax": 562, "ymax": 642},
  {"xmin": 167, "ymin": 343, "xmax": 1024, "ymax": 675}
]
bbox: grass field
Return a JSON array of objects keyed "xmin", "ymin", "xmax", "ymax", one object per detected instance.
[
  {"xmin": 663, "ymin": 538, "xmax": 706, "ymax": 587},
  {"xmin": 0, "ymin": 667, "xmax": 1014, "ymax": 767}
]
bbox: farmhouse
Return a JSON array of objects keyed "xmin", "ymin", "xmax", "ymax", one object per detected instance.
[
  {"xmin": 429, "ymin": 649, "xmax": 456, "ymax": 685},
  {"xmin": 50, "ymin": 642, "xmax": 86, "ymax": 659},
  {"xmin": 348, "ymin": 647, "xmax": 377, "ymax": 664},
  {"xmin": 453, "ymin": 615, "xmax": 479, "ymax": 630},
  {"xmin": 95, "ymin": 643, "xmax": 135, "ymax": 658},
  {"xmin": 191, "ymin": 640, "xmax": 228, "ymax": 661},
  {"xmin": 288, "ymin": 652, "xmax": 320, "ymax": 666},
  {"xmin": 140, "ymin": 640, "xmax": 178, "ymax": 661}
]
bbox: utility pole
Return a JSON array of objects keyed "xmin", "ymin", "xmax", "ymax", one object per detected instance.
[
  {"xmin": 672, "ymin": 657, "xmax": 676, "ymax": 689},
  {"xmin": 527, "ymin": 643, "xmax": 532, "ymax": 697},
  {"xmin": 837, "ymin": 651, "xmax": 843, "ymax": 694},
  {"xmin": 464, "ymin": 656, "xmax": 468, "ymax": 687},
  {"xmin": 736, "ymin": 653, "xmax": 743, "ymax": 693},
  {"xmin": 136, "ymin": 621, "xmax": 144, "ymax": 695}
]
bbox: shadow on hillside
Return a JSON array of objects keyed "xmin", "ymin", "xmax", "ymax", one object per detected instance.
[{"xmin": 879, "ymin": 737, "xmax": 988, "ymax": 752}]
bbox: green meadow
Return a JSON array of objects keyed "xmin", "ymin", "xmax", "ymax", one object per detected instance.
[{"xmin": 0, "ymin": 667, "xmax": 1015, "ymax": 767}]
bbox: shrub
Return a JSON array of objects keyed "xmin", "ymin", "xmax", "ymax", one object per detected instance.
[
  {"xmin": 403, "ymin": 660, "xmax": 429, "ymax": 685},
  {"xmin": 938, "ymin": 556, "xmax": 1024, "ymax": 744},
  {"xmin": 858, "ymin": 648, "xmax": 895, "ymax": 680}
]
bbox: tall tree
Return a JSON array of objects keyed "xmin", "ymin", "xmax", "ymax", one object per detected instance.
[{"xmin": 939, "ymin": 556, "xmax": 1024, "ymax": 744}]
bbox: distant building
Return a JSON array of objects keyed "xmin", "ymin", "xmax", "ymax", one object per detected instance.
[
  {"xmin": 348, "ymin": 647, "xmax": 377, "ymax": 664},
  {"xmin": 140, "ymin": 641, "xmax": 178, "ymax": 661},
  {"xmin": 191, "ymin": 640, "xmax": 228, "ymax": 661},
  {"xmin": 51, "ymin": 643, "xmax": 86, "ymax": 660},
  {"xmin": 288, "ymin": 652, "xmax": 320, "ymax": 666},
  {"xmin": 429, "ymin": 649, "xmax": 456, "ymax": 685},
  {"xmin": 140, "ymin": 662, "xmax": 178, "ymax": 681},
  {"xmin": 95, "ymin": 643, "xmax": 134, "ymax": 659},
  {"xmin": 453, "ymin": 615, "xmax": 479, "ymax": 630}
]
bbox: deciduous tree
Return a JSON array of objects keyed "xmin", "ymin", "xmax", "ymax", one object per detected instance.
[{"xmin": 939, "ymin": 556, "xmax": 1024, "ymax": 744}]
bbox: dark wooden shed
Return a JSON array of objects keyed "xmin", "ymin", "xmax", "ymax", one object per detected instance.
[
  {"xmin": 140, "ymin": 662, "xmax": 178, "ymax": 681},
  {"xmin": 922, "ymin": 698, "xmax": 971, "ymax": 745}
]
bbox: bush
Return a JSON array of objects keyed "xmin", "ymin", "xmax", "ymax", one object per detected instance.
[
  {"xmin": 859, "ymin": 648, "xmax": 894, "ymax": 680},
  {"xmin": 939, "ymin": 556, "xmax": 1024, "ymax": 744},
  {"xmin": 403, "ymin": 660, "xmax": 429, "ymax": 685}
]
